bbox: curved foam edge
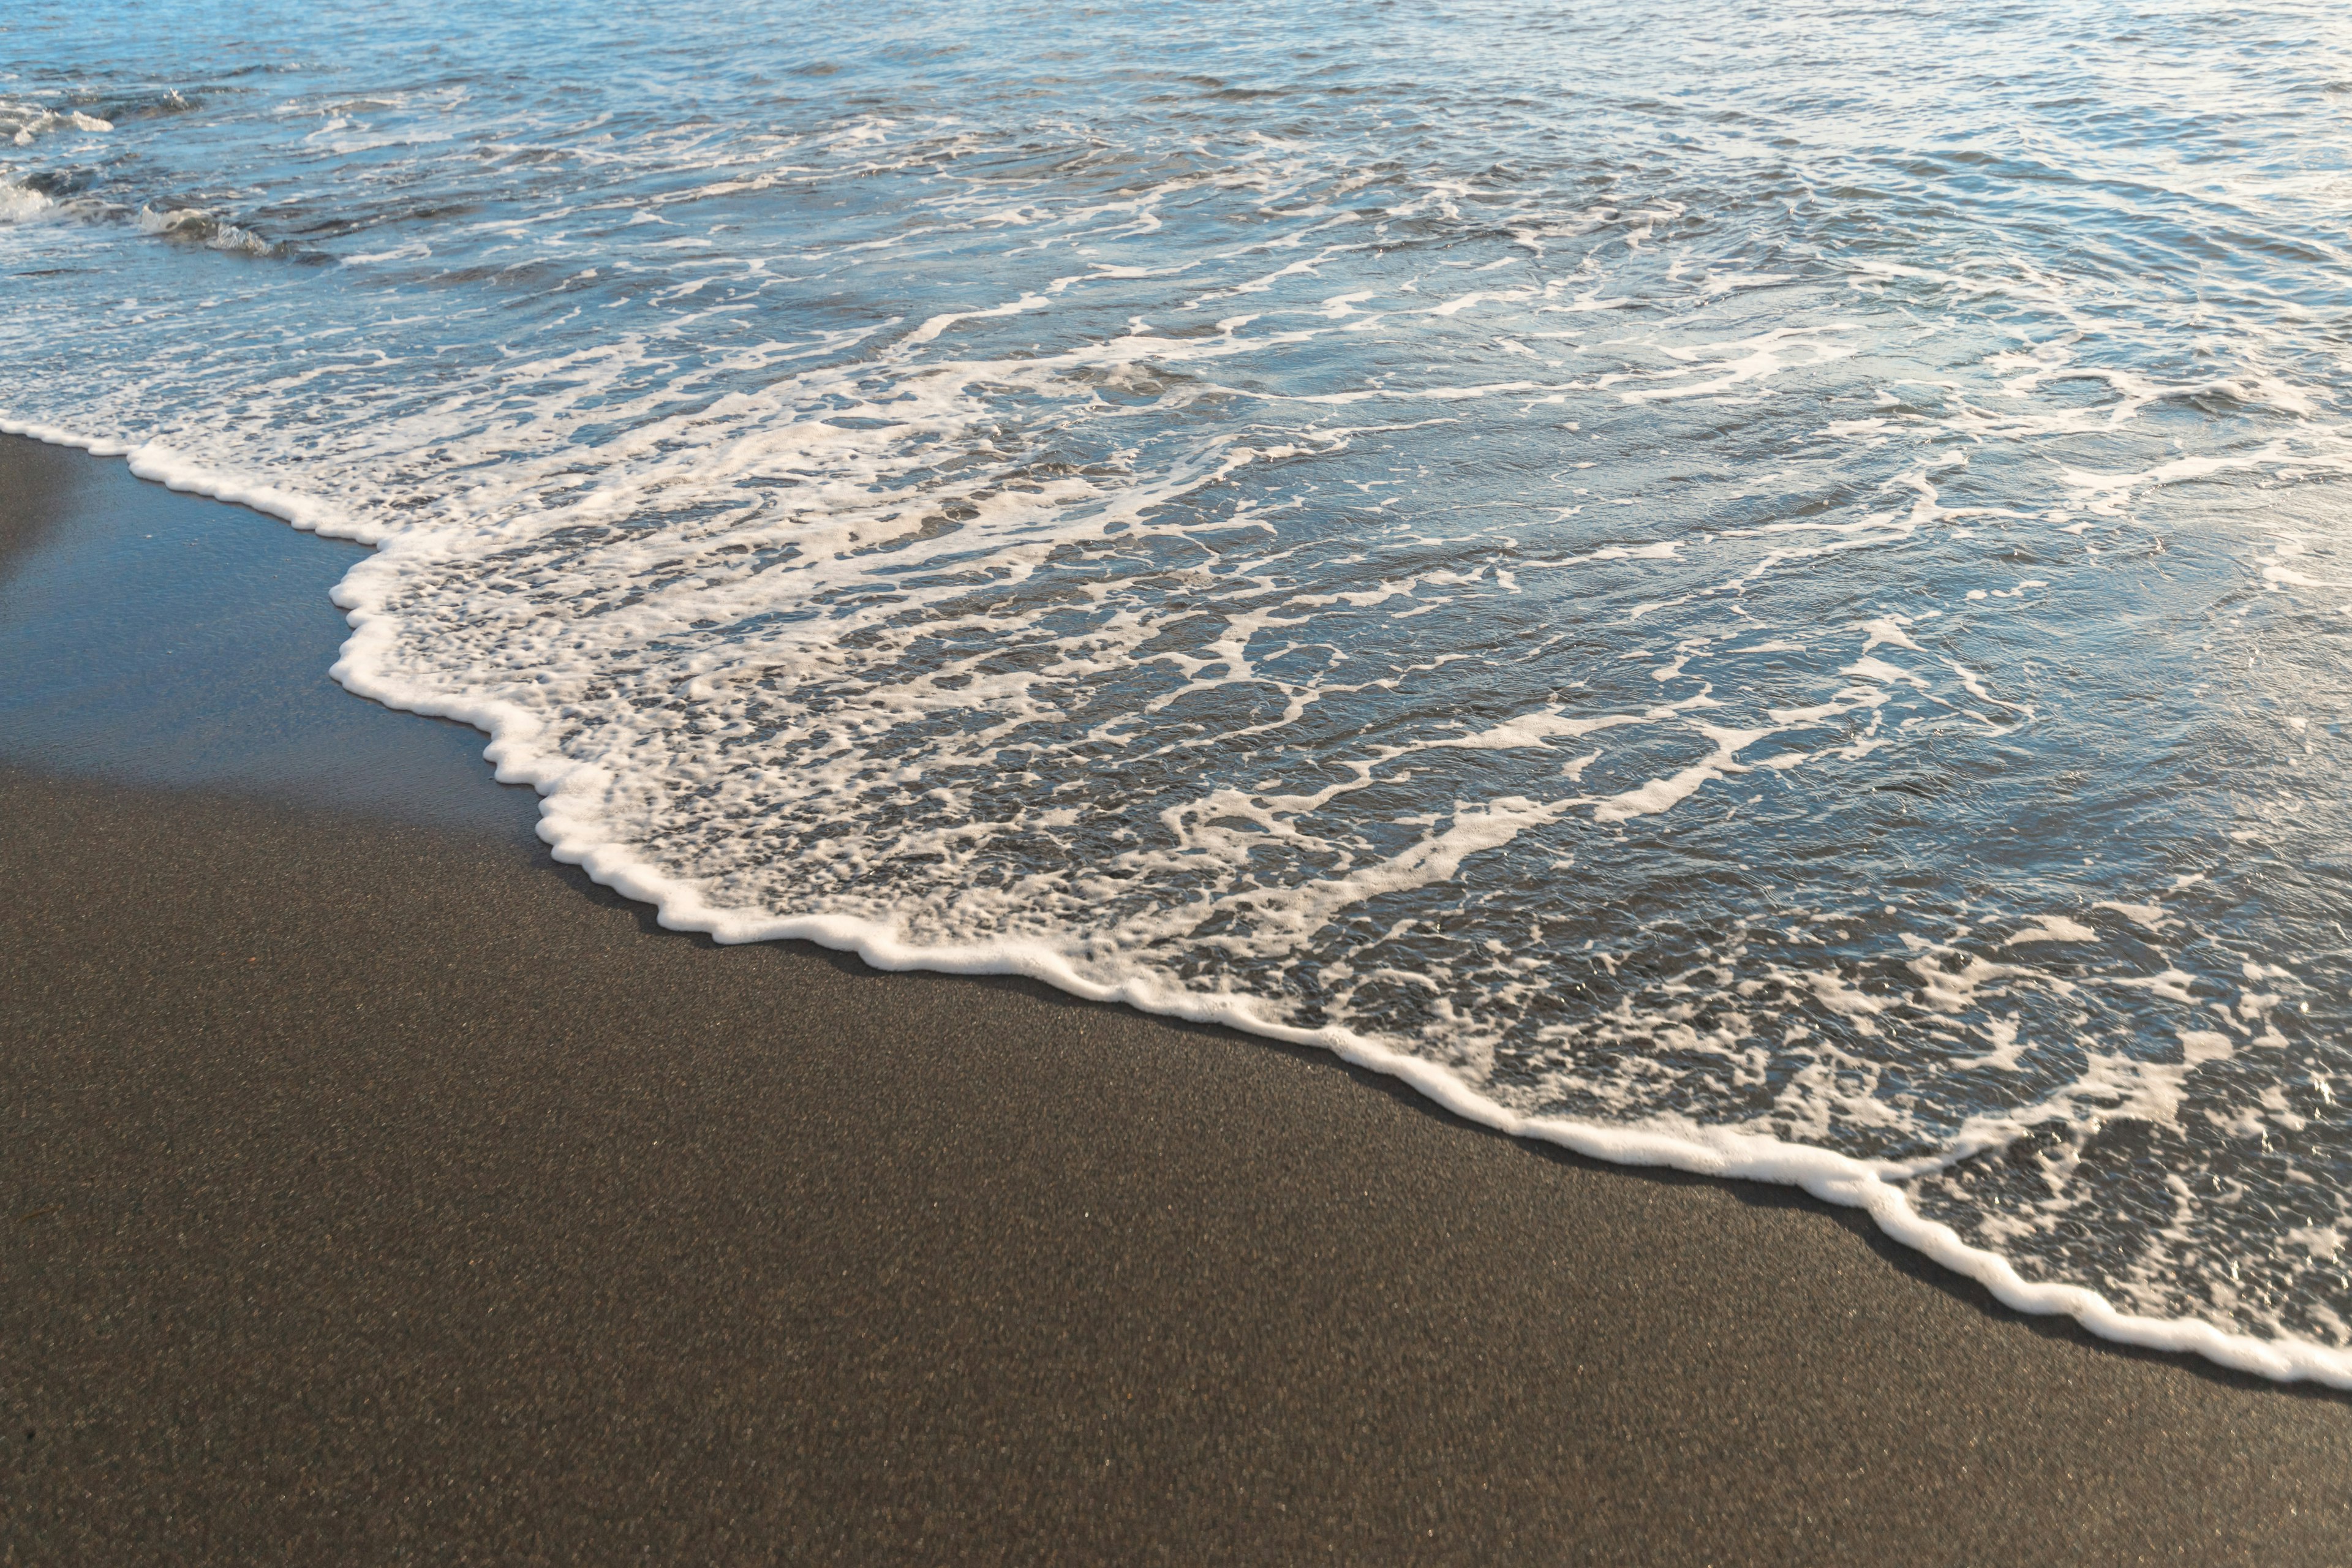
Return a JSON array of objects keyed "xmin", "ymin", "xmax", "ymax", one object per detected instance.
[
  {"xmin": 0, "ymin": 417, "xmax": 382, "ymax": 544},
  {"xmin": 13, "ymin": 414, "xmax": 2350, "ymax": 1392}
]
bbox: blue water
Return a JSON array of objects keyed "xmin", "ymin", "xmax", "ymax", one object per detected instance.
[{"xmin": 6, "ymin": 0, "xmax": 2351, "ymax": 1381}]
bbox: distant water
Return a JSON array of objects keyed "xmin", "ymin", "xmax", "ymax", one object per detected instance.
[{"xmin": 6, "ymin": 0, "xmax": 2351, "ymax": 1382}]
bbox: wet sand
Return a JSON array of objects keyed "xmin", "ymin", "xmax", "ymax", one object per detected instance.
[
  {"xmin": 6, "ymin": 433, "xmax": 2352, "ymax": 1563},
  {"xmin": 0, "ymin": 432, "xmax": 540, "ymax": 837}
]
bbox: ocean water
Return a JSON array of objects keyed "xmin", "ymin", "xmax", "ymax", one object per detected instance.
[{"xmin": 6, "ymin": 0, "xmax": 2351, "ymax": 1384}]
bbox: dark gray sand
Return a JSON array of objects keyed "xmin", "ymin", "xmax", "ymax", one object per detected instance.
[{"xmin": 6, "ymin": 434, "xmax": 2352, "ymax": 1563}]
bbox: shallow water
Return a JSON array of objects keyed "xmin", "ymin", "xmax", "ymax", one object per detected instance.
[
  {"xmin": 0, "ymin": 434, "xmax": 545, "ymax": 833},
  {"xmin": 6, "ymin": 0, "xmax": 2351, "ymax": 1380}
]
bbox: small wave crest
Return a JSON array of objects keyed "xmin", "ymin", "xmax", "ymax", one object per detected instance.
[
  {"xmin": 0, "ymin": 103, "xmax": 113, "ymax": 147},
  {"xmin": 0, "ymin": 182, "xmax": 56, "ymax": 225},
  {"xmin": 134, "ymin": 203, "xmax": 276, "ymax": 256}
]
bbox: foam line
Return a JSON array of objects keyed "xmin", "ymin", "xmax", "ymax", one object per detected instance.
[
  {"xmin": 539, "ymin": 827, "xmax": 2352, "ymax": 1389},
  {"xmin": 1, "ymin": 418, "xmax": 373, "ymax": 543},
  {"xmin": 8, "ymin": 413, "xmax": 2348, "ymax": 1391}
]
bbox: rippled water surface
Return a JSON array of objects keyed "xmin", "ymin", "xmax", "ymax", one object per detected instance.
[{"xmin": 7, "ymin": 0, "xmax": 2352, "ymax": 1378}]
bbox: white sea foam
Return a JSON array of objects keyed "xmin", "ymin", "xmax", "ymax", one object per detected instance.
[
  {"xmin": 13, "ymin": 343, "xmax": 2352, "ymax": 1387},
  {"xmin": 0, "ymin": 104, "xmax": 111, "ymax": 147},
  {"xmin": 14, "ymin": 401, "xmax": 2352, "ymax": 1390},
  {"xmin": 0, "ymin": 183, "xmax": 55, "ymax": 224}
]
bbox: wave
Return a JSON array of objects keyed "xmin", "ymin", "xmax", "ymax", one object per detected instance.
[
  {"xmin": 7, "ymin": 401, "xmax": 2349, "ymax": 1389},
  {"xmin": 7, "ymin": 0, "xmax": 2352, "ymax": 1390}
]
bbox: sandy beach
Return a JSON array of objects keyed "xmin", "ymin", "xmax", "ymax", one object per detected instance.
[{"xmin": 7, "ymin": 442, "xmax": 2352, "ymax": 1562}]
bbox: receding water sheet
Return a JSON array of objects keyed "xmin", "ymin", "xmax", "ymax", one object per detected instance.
[{"xmin": 4, "ymin": 0, "xmax": 2350, "ymax": 1381}]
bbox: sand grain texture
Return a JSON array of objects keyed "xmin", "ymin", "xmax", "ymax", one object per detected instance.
[{"xmin": 6, "ymin": 772, "xmax": 2352, "ymax": 1564}]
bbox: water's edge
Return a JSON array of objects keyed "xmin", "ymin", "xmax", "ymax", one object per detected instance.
[{"xmin": 12, "ymin": 412, "xmax": 2346, "ymax": 1390}]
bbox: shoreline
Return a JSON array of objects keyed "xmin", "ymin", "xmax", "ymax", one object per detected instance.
[
  {"xmin": 0, "ymin": 430, "xmax": 540, "ymax": 839},
  {"xmin": 7, "ymin": 432, "xmax": 2352, "ymax": 1560},
  {"xmin": 11, "ymin": 428, "xmax": 2346, "ymax": 1389}
]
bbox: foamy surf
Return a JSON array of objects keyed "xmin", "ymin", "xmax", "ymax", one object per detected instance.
[{"xmin": 6, "ymin": 0, "xmax": 2352, "ymax": 1386}]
